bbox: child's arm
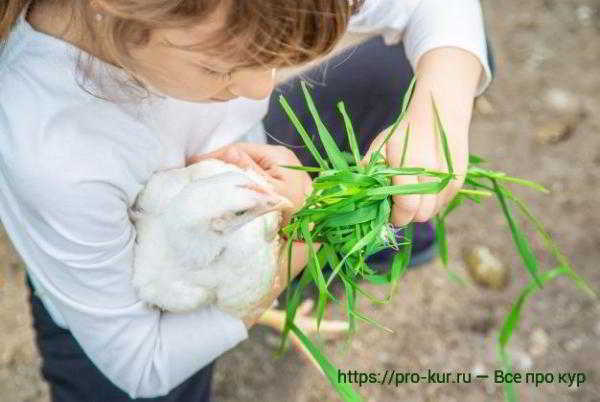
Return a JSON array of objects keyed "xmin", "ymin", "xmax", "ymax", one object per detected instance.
[
  {"xmin": 3, "ymin": 145, "xmax": 248, "ymax": 398},
  {"xmin": 351, "ymin": 0, "xmax": 492, "ymax": 225}
]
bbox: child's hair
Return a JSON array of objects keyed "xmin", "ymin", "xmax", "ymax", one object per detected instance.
[{"xmin": 1, "ymin": 0, "xmax": 365, "ymax": 98}]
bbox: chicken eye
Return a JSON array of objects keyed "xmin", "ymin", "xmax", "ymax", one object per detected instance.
[{"xmin": 235, "ymin": 210, "xmax": 247, "ymax": 216}]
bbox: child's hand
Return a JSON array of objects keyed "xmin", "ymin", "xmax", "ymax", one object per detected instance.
[
  {"xmin": 362, "ymin": 47, "xmax": 483, "ymax": 227},
  {"xmin": 188, "ymin": 144, "xmax": 319, "ymax": 330},
  {"xmin": 187, "ymin": 143, "xmax": 313, "ymax": 226}
]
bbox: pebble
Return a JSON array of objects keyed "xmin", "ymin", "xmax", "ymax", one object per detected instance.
[
  {"xmin": 376, "ymin": 351, "xmax": 391, "ymax": 363},
  {"xmin": 529, "ymin": 328, "xmax": 549, "ymax": 357},
  {"xmin": 544, "ymin": 88, "xmax": 580, "ymax": 114},
  {"xmin": 575, "ymin": 6, "xmax": 594, "ymax": 25},
  {"xmin": 471, "ymin": 363, "xmax": 486, "ymax": 376},
  {"xmin": 418, "ymin": 355, "xmax": 431, "ymax": 366},
  {"xmin": 535, "ymin": 119, "xmax": 573, "ymax": 144},
  {"xmin": 472, "ymin": 364, "xmax": 497, "ymax": 395},
  {"xmin": 264, "ymin": 333, "xmax": 281, "ymax": 349},
  {"xmin": 463, "ymin": 246, "xmax": 509, "ymax": 290},
  {"xmin": 563, "ymin": 336, "xmax": 585, "ymax": 352},
  {"xmin": 513, "ymin": 350, "xmax": 533, "ymax": 371},
  {"xmin": 475, "ymin": 96, "xmax": 495, "ymax": 115},
  {"xmin": 535, "ymin": 88, "xmax": 582, "ymax": 144}
]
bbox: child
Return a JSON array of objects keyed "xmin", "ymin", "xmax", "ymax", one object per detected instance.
[{"xmin": 0, "ymin": 1, "xmax": 492, "ymax": 401}]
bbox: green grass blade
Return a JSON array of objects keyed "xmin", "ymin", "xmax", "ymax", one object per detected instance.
[
  {"xmin": 279, "ymin": 165, "xmax": 325, "ymax": 173},
  {"xmin": 339, "ymin": 151, "xmax": 357, "ymax": 164},
  {"xmin": 365, "ymin": 178, "xmax": 450, "ymax": 197},
  {"xmin": 326, "ymin": 226, "xmax": 382, "ymax": 287},
  {"xmin": 503, "ymin": 190, "xmax": 597, "ymax": 298},
  {"xmin": 371, "ymin": 78, "xmax": 417, "ymax": 168},
  {"xmin": 337, "ymin": 102, "xmax": 362, "ymax": 168},
  {"xmin": 497, "ymin": 346, "xmax": 518, "ymax": 402},
  {"xmin": 458, "ymin": 189, "xmax": 493, "ymax": 198},
  {"xmin": 279, "ymin": 263, "xmax": 314, "ymax": 353},
  {"xmin": 492, "ymin": 179, "xmax": 542, "ymax": 288},
  {"xmin": 399, "ymin": 124, "xmax": 410, "ymax": 167},
  {"xmin": 324, "ymin": 245, "xmax": 358, "ymax": 335},
  {"xmin": 467, "ymin": 166, "xmax": 548, "ymax": 193},
  {"xmin": 315, "ymin": 171, "xmax": 377, "ymax": 186},
  {"xmin": 349, "ymin": 309, "xmax": 394, "ymax": 333},
  {"xmin": 289, "ymin": 322, "xmax": 363, "ymax": 402},
  {"xmin": 372, "ymin": 167, "xmax": 425, "ymax": 176},
  {"xmin": 299, "ymin": 221, "xmax": 331, "ymax": 332},
  {"xmin": 498, "ymin": 266, "xmax": 569, "ymax": 348},
  {"xmin": 494, "ymin": 175, "xmax": 550, "ymax": 193},
  {"xmin": 464, "ymin": 176, "xmax": 495, "ymax": 192},
  {"xmin": 278, "ymin": 95, "xmax": 329, "ymax": 169},
  {"xmin": 468, "ymin": 153, "xmax": 487, "ymax": 164},
  {"xmin": 323, "ymin": 204, "xmax": 379, "ymax": 227},
  {"xmin": 441, "ymin": 193, "xmax": 465, "ymax": 220},
  {"xmin": 340, "ymin": 276, "xmax": 357, "ymax": 335},
  {"xmin": 434, "ymin": 215, "xmax": 448, "ymax": 267},
  {"xmin": 401, "ymin": 77, "xmax": 417, "ymax": 114},
  {"xmin": 431, "ymin": 96, "xmax": 454, "ymax": 174},
  {"xmin": 388, "ymin": 246, "xmax": 409, "ymax": 295},
  {"xmin": 301, "ymin": 82, "xmax": 348, "ymax": 170},
  {"xmin": 374, "ymin": 127, "xmax": 400, "ymax": 166}
]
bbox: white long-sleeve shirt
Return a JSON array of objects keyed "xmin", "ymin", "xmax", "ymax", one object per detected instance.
[{"xmin": 0, "ymin": 0, "xmax": 491, "ymax": 398}]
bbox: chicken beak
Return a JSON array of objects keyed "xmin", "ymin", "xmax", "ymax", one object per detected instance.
[
  {"xmin": 212, "ymin": 182, "xmax": 293, "ymax": 234},
  {"xmin": 260, "ymin": 193, "xmax": 294, "ymax": 214},
  {"xmin": 241, "ymin": 182, "xmax": 293, "ymax": 215}
]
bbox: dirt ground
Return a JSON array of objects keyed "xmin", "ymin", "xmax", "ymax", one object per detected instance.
[{"xmin": 1, "ymin": 0, "xmax": 599, "ymax": 401}]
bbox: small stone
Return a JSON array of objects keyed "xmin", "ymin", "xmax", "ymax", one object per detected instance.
[
  {"xmin": 484, "ymin": 379, "xmax": 497, "ymax": 395},
  {"xmin": 463, "ymin": 246, "xmax": 510, "ymax": 290},
  {"xmin": 352, "ymin": 339, "xmax": 364, "ymax": 351},
  {"xmin": 513, "ymin": 350, "xmax": 533, "ymax": 371},
  {"xmin": 544, "ymin": 89, "xmax": 580, "ymax": 114},
  {"xmin": 536, "ymin": 89, "xmax": 582, "ymax": 145},
  {"xmin": 475, "ymin": 96, "xmax": 495, "ymax": 115},
  {"xmin": 418, "ymin": 355, "xmax": 431, "ymax": 366},
  {"xmin": 376, "ymin": 351, "xmax": 391, "ymax": 363},
  {"xmin": 575, "ymin": 6, "xmax": 594, "ymax": 24},
  {"xmin": 529, "ymin": 328, "xmax": 549, "ymax": 357},
  {"xmin": 264, "ymin": 333, "xmax": 281, "ymax": 348},
  {"xmin": 594, "ymin": 321, "xmax": 600, "ymax": 336},
  {"xmin": 471, "ymin": 363, "xmax": 486, "ymax": 376},
  {"xmin": 563, "ymin": 336, "xmax": 585, "ymax": 352},
  {"xmin": 535, "ymin": 119, "xmax": 573, "ymax": 144}
]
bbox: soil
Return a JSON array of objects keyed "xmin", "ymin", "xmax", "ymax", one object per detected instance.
[{"xmin": 1, "ymin": 0, "xmax": 599, "ymax": 401}]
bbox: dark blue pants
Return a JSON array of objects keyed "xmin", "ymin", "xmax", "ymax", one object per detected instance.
[
  {"xmin": 26, "ymin": 276, "xmax": 216, "ymax": 402},
  {"xmin": 264, "ymin": 37, "xmax": 414, "ymax": 169}
]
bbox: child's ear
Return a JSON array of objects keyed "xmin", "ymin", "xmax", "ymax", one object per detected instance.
[{"xmin": 210, "ymin": 182, "xmax": 292, "ymax": 234}]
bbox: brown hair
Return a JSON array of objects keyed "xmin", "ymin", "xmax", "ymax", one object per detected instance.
[{"xmin": 1, "ymin": 0, "xmax": 364, "ymax": 98}]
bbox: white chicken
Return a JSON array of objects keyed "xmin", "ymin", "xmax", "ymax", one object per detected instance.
[
  {"xmin": 129, "ymin": 159, "xmax": 347, "ymax": 366},
  {"xmin": 129, "ymin": 158, "xmax": 289, "ymax": 317}
]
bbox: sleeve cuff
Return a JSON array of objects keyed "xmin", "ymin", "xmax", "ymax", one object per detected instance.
[{"xmin": 402, "ymin": 0, "xmax": 493, "ymax": 96}]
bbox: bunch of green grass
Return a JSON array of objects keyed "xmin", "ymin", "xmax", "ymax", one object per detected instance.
[{"xmin": 275, "ymin": 79, "xmax": 596, "ymax": 402}]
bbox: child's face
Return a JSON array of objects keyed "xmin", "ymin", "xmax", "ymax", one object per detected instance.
[{"xmin": 129, "ymin": 5, "xmax": 277, "ymax": 103}]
